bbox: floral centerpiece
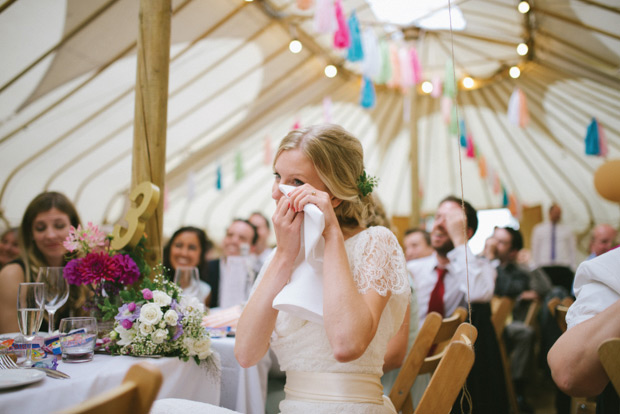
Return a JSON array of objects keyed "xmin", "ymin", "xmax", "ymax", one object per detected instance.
[
  {"xmin": 63, "ymin": 222, "xmax": 149, "ymax": 321},
  {"xmin": 105, "ymin": 269, "xmax": 213, "ymax": 365}
]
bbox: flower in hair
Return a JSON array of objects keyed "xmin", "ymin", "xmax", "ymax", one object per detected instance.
[{"xmin": 357, "ymin": 171, "xmax": 378, "ymax": 197}]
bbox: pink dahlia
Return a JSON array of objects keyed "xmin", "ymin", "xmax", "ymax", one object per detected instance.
[
  {"xmin": 114, "ymin": 254, "xmax": 140, "ymax": 285},
  {"xmin": 75, "ymin": 252, "xmax": 119, "ymax": 284}
]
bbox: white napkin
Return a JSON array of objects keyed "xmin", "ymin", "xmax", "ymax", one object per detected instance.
[{"xmin": 272, "ymin": 184, "xmax": 325, "ymax": 324}]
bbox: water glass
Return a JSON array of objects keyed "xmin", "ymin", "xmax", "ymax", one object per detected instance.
[
  {"xmin": 16, "ymin": 282, "xmax": 45, "ymax": 367},
  {"xmin": 36, "ymin": 267, "xmax": 70, "ymax": 336},
  {"xmin": 59, "ymin": 317, "xmax": 98, "ymax": 363}
]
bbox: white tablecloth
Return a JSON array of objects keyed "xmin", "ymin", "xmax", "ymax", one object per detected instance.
[
  {"xmin": 211, "ymin": 337, "xmax": 271, "ymax": 414},
  {"xmin": 0, "ymin": 353, "xmax": 220, "ymax": 414}
]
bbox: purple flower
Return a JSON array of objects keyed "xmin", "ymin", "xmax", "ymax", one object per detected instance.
[
  {"xmin": 64, "ymin": 258, "xmax": 84, "ymax": 285},
  {"xmin": 121, "ymin": 319, "xmax": 133, "ymax": 330},
  {"xmin": 172, "ymin": 324, "xmax": 184, "ymax": 341},
  {"xmin": 115, "ymin": 302, "xmax": 140, "ymax": 323},
  {"xmin": 114, "ymin": 254, "xmax": 140, "ymax": 285},
  {"xmin": 142, "ymin": 288, "xmax": 153, "ymax": 300}
]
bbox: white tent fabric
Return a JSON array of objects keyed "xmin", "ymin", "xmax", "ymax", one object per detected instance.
[{"xmin": 1, "ymin": 0, "xmax": 618, "ymax": 247}]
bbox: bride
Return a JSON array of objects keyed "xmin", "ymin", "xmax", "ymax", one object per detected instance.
[{"xmin": 235, "ymin": 124, "xmax": 410, "ymax": 413}]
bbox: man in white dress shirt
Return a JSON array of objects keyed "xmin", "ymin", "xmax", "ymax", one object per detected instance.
[
  {"xmin": 531, "ymin": 203, "xmax": 577, "ymax": 270},
  {"xmin": 408, "ymin": 196, "xmax": 496, "ymax": 323}
]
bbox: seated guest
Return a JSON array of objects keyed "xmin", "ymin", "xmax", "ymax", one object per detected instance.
[
  {"xmin": 548, "ymin": 249, "xmax": 620, "ymax": 412},
  {"xmin": 0, "ymin": 192, "xmax": 87, "ymax": 333},
  {"xmin": 531, "ymin": 203, "xmax": 576, "ymax": 271},
  {"xmin": 403, "ymin": 228, "xmax": 433, "ymax": 261},
  {"xmin": 248, "ymin": 212, "xmax": 274, "ymax": 275},
  {"xmin": 492, "ymin": 226, "xmax": 548, "ymax": 413},
  {"xmin": 203, "ymin": 219, "xmax": 258, "ymax": 308},
  {"xmin": 587, "ymin": 223, "xmax": 617, "ymax": 260},
  {"xmin": 408, "ymin": 196, "xmax": 508, "ymax": 414},
  {"xmin": 0, "ymin": 227, "xmax": 20, "ymax": 269},
  {"xmin": 162, "ymin": 226, "xmax": 213, "ymax": 304}
]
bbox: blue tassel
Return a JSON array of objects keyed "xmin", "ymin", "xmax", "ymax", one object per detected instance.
[
  {"xmin": 347, "ymin": 11, "xmax": 364, "ymax": 62},
  {"xmin": 502, "ymin": 187, "xmax": 509, "ymax": 207},
  {"xmin": 459, "ymin": 120, "xmax": 467, "ymax": 147},
  {"xmin": 216, "ymin": 164, "xmax": 222, "ymax": 190},
  {"xmin": 584, "ymin": 117, "xmax": 600, "ymax": 155},
  {"xmin": 360, "ymin": 76, "xmax": 376, "ymax": 109}
]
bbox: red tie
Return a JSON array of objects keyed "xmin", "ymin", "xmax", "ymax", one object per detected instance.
[{"xmin": 428, "ymin": 267, "xmax": 447, "ymax": 316}]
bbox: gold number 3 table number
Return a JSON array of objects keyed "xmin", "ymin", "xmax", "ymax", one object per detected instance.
[{"xmin": 110, "ymin": 181, "xmax": 160, "ymax": 250}]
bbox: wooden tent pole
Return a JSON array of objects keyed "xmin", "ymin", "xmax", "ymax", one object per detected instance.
[
  {"xmin": 409, "ymin": 91, "xmax": 421, "ymax": 228},
  {"xmin": 132, "ymin": 0, "xmax": 171, "ymax": 265}
]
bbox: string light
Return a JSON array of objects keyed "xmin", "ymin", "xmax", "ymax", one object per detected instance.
[
  {"xmin": 509, "ymin": 66, "xmax": 521, "ymax": 78},
  {"xmin": 421, "ymin": 81, "xmax": 433, "ymax": 94},
  {"xmin": 324, "ymin": 65, "xmax": 338, "ymax": 78},
  {"xmin": 462, "ymin": 77, "xmax": 475, "ymax": 89},
  {"xmin": 517, "ymin": 43, "xmax": 529, "ymax": 56},
  {"xmin": 289, "ymin": 40, "xmax": 302, "ymax": 54},
  {"xmin": 518, "ymin": 1, "xmax": 530, "ymax": 13}
]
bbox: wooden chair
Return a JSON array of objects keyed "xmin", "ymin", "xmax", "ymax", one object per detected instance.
[
  {"xmin": 547, "ymin": 297, "xmax": 574, "ymax": 333},
  {"xmin": 598, "ymin": 338, "xmax": 620, "ymax": 395},
  {"xmin": 58, "ymin": 362, "xmax": 163, "ymax": 414},
  {"xmin": 414, "ymin": 324, "xmax": 477, "ymax": 414},
  {"xmin": 491, "ymin": 296, "xmax": 519, "ymax": 414},
  {"xmin": 389, "ymin": 307, "xmax": 469, "ymax": 414}
]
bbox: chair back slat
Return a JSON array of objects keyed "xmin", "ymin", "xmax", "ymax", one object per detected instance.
[{"xmin": 598, "ymin": 338, "xmax": 620, "ymax": 394}]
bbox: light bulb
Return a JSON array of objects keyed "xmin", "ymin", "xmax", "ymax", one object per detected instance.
[
  {"xmin": 324, "ymin": 65, "xmax": 337, "ymax": 78},
  {"xmin": 462, "ymin": 77, "xmax": 475, "ymax": 89},
  {"xmin": 509, "ymin": 66, "xmax": 521, "ymax": 78},
  {"xmin": 518, "ymin": 1, "xmax": 530, "ymax": 13},
  {"xmin": 517, "ymin": 43, "xmax": 529, "ymax": 56},
  {"xmin": 421, "ymin": 81, "xmax": 433, "ymax": 94},
  {"xmin": 289, "ymin": 39, "xmax": 302, "ymax": 54}
]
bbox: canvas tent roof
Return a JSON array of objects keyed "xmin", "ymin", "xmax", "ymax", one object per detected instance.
[{"xmin": 1, "ymin": 0, "xmax": 619, "ymax": 249}]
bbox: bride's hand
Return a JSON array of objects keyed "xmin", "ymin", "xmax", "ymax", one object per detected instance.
[
  {"xmin": 287, "ymin": 184, "xmax": 340, "ymax": 237},
  {"xmin": 272, "ymin": 195, "xmax": 303, "ymax": 260}
]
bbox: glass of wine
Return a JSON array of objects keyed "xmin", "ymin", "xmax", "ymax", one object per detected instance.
[
  {"xmin": 36, "ymin": 267, "xmax": 70, "ymax": 336},
  {"xmin": 16, "ymin": 282, "xmax": 45, "ymax": 367},
  {"xmin": 174, "ymin": 266, "xmax": 201, "ymax": 299}
]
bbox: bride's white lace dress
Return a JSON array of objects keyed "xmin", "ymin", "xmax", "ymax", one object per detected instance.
[{"xmin": 256, "ymin": 226, "xmax": 410, "ymax": 414}]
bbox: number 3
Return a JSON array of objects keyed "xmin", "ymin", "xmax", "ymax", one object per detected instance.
[{"xmin": 110, "ymin": 181, "xmax": 160, "ymax": 250}]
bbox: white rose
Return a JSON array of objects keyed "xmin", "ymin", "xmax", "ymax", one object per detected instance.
[
  {"xmin": 193, "ymin": 337, "xmax": 212, "ymax": 360},
  {"xmin": 159, "ymin": 321, "xmax": 167, "ymax": 329},
  {"xmin": 179, "ymin": 296, "xmax": 204, "ymax": 313},
  {"xmin": 115, "ymin": 325, "xmax": 136, "ymax": 346},
  {"xmin": 139, "ymin": 303, "xmax": 163, "ymax": 325},
  {"xmin": 183, "ymin": 337, "xmax": 196, "ymax": 356},
  {"xmin": 164, "ymin": 309, "xmax": 179, "ymax": 326},
  {"xmin": 152, "ymin": 290, "xmax": 172, "ymax": 307},
  {"xmin": 139, "ymin": 322, "xmax": 153, "ymax": 335},
  {"xmin": 152, "ymin": 329, "xmax": 168, "ymax": 344}
]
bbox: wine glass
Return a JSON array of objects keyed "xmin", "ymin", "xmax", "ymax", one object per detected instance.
[
  {"xmin": 174, "ymin": 267, "xmax": 200, "ymax": 299},
  {"xmin": 37, "ymin": 267, "xmax": 70, "ymax": 336},
  {"xmin": 16, "ymin": 282, "xmax": 45, "ymax": 367}
]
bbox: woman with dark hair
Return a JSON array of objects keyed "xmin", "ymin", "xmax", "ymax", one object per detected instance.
[
  {"xmin": 0, "ymin": 192, "xmax": 87, "ymax": 333},
  {"xmin": 163, "ymin": 226, "xmax": 213, "ymax": 304}
]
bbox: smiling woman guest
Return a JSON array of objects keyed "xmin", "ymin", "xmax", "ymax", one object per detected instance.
[
  {"xmin": 0, "ymin": 227, "xmax": 20, "ymax": 269},
  {"xmin": 163, "ymin": 226, "xmax": 213, "ymax": 304},
  {"xmin": 0, "ymin": 192, "xmax": 87, "ymax": 334},
  {"xmin": 235, "ymin": 124, "xmax": 410, "ymax": 413}
]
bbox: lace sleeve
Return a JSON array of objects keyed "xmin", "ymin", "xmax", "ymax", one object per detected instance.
[{"xmin": 351, "ymin": 226, "xmax": 409, "ymax": 296}]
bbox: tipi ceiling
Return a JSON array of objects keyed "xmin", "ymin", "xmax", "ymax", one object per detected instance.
[{"xmin": 0, "ymin": 0, "xmax": 619, "ymax": 247}]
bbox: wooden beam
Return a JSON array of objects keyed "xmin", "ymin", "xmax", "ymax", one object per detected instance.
[{"xmin": 131, "ymin": 0, "xmax": 171, "ymax": 265}]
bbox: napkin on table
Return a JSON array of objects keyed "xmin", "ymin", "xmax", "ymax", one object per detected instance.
[{"xmin": 272, "ymin": 184, "xmax": 325, "ymax": 324}]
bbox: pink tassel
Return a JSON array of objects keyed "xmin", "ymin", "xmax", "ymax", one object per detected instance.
[
  {"xmin": 518, "ymin": 89, "xmax": 529, "ymax": 127},
  {"xmin": 466, "ymin": 134, "xmax": 475, "ymax": 158},
  {"xmin": 493, "ymin": 172, "xmax": 501, "ymax": 195},
  {"xmin": 441, "ymin": 96, "xmax": 452, "ymax": 124},
  {"xmin": 333, "ymin": 0, "xmax": 350, "ymax": 49},
  {"xmin": 410, "ymin": 47, "xmax": 422, "ymax": 84},
  {"xmin": 431, "ymin": 75, "xmax": 442, "ymax": 98},
  {"xmin": 264, "ymin": 135, "xmax": 272, "ymax": 165},
  {"xmin": 292, "ymin": 119, "xmax": 301, "ymax": 130},
  {"xmin": 313, "ymin": 0, "xmax": 336, "ymax": 34},
  {"xmin": 598, "ymin": 122, "xmax": 609, "ymax": 157},
  {"xmin": 387, "ymin": 44, "xmax": 401, "ymax": 89},
  {"xmin": 323, "ymin": 96, "xmax": 333, "ymax": 123},
  {"xmin": 297, "ymin": 0, "xmax": 314, "ymax": 10}
]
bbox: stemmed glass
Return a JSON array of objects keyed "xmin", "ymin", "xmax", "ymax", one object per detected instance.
[
  {"xmin": 37, "ymin": 267, "xmax": 70, "ymax": 336},
  {"xmin": 174, "ymin": 267, "xmax": 200, "ymax": 299},
  {"xmin": 16, "ymin": 282, "xmax": 45, "ymax": 367}
]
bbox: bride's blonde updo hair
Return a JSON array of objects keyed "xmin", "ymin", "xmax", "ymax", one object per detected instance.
[{"xmin": 274, "ymin": 124, "xmax": 374, "ymax": 228}]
